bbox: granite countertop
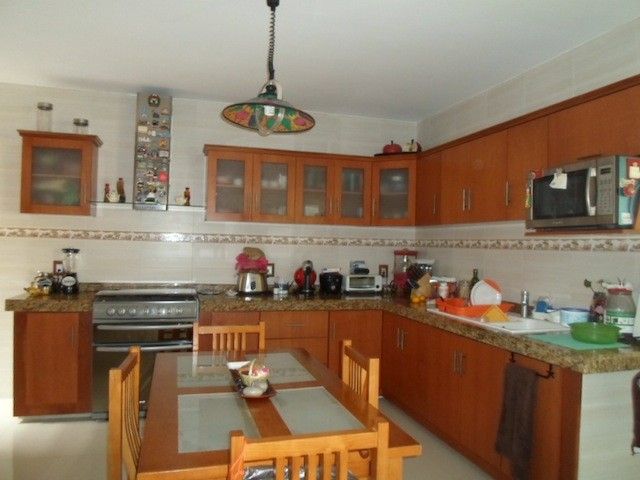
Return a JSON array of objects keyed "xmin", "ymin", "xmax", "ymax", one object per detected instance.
[{"xmin": 6, "ymin": 286, "xmax": 640, "ymax": 374}]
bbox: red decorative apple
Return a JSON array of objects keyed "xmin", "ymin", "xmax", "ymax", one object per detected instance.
[{"xmin": 382, "ymin": 141, "xmax": 402, "ymax": 154}]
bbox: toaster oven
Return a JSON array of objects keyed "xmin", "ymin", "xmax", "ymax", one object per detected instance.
[{"xmin": 344, "ymin": 274, "xmax": 383, "ymax": 293}]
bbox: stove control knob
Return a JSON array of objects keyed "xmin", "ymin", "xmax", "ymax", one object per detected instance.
[
  {"xmin": 143, "ymin": 308, "xmax": 150, "ymax": 316},
  {"xmin": 150, "ymin": 307, "xmax": 157, "ymax": 315},
  {"xmin": 106, "ymin": 308, "xmax": 116, "ymax": 316},
  {"xmin": 160, "ymin": 308, "xmax": 167, "ymax": 315},
  {"xmin": 177, "ymin": 307, "xmax": 184, "ymax": 314},
  {"xmin": 117, "ymin": 308, "xmax": 126, "ymax": 316},
  {"xmin": 128, "ymin": 308, "xmax": 137, "ymax": 316}
]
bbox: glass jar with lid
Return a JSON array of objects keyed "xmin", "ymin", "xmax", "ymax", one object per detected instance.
[
  {"xmin": 73, "ymin": 118, "xmax": 89, "ymax": 134},
  {"xmin": 605, "ymin": 287, "xmax": 636, "ymax": 334},
  {"xmin": 36, "ymin": 102, "xmax": 53, "ymax": 131}
]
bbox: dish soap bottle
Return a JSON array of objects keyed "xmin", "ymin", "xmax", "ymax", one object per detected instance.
[{"xmin": 469, "ymin": 268, "xmax": 480, "ymax": 290}]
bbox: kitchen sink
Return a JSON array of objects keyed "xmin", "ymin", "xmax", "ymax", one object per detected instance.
[{"xmin": 427, "ymin": 308, "xmax": 570, "ymax": 335}]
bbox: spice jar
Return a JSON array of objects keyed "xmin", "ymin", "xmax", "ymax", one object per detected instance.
[
  {"xmin": 36, "ymin": 102, "xmax": 53, "ymax": 131},
  {"xmin": 73, "ymin": 118, "xmax": 89, "ymax": 134}
]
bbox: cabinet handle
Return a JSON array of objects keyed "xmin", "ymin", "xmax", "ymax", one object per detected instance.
[
  {"xmin": 253, "ymin": 192, "xmax": 259, "ymax": 214},
  {"xmin": 459, "ymin": 352, "xmax": 466, "ymax": 375},
  {"xmin": 461, "ymin": 189, "xmax": 466, "ymax": 212},
  {"xmin": 453, "ymin": 351, "xmax": 459, "ymax": 374},
  {"xmin": 70, "ymin": 324, "xmax": 77, "ymax": 349},
  {"xmin": 401, "ymin": 330, "xmax": 406, "ymax": 351},
  {"xmin": 396, "ymin": 328, "xmax": 401, "ymax": 349},
  {"xmin": 467, "ymin": 189, "xmax": 472, "ymax": 211},
  {"xmin": 505, "ymin": 181, "xmax": 510, "ymax": 206},
  {"xmin": 372, "ymin": 198, "xmax": 377, "ymax": 219},
  {"xmin": 432, "ymin": 194, "xmax": 437, "ymax": 215},
  {"xmin": 331, "ymin": 322, "xmax": 335, "ymax": 340},
  {"xmin": 286, "ymin": 323, "xmax": 305, "ymax": 328},
  {"xmin": 328, "ymin": 197, "xmax": 333, "ymax": 217}
]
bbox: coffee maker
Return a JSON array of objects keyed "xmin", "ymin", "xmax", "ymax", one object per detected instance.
[{"xmin": 294, "ymin": 260, "xmax": 316, "ymax": 296}]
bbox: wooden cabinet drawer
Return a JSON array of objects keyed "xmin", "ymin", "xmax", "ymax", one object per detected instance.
[
  {"xmin": 266, "ymin": 338, "xmax": 328, "ymax": 365},
  {"xmin": 261, "ymin": 311, "xmax": 328, "ymax": 339}
]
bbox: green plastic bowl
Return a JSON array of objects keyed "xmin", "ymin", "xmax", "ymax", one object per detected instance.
[{"xmin": 570, "ymin": 322, "xmax": 620, "ymax": 344}]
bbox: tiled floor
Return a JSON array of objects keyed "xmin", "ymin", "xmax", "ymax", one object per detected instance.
[{"xmin": 0, "ymin": 398, "xmax": 491, "ymax": 480}]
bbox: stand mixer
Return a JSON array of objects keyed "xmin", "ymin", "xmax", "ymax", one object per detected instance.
[{"xmin": 294, "ymin": 260, "xmax": 316, "ymax": 295}]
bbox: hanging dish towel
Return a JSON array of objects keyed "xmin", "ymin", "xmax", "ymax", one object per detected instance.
[
  {"xmin": 495, "ymin": 362, "xmax": 539, "ymax": 480},
  {"xmin": 632, "ymin": 370, "xmax": 640, "ymax": 454}
]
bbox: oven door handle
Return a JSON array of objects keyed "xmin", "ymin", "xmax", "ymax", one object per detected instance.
[
  {"xmin": 95, "ymin": 323, "xmax": 193, "ymax": 331},
  {"xmin": 95, "ymin": 344, "xmax": 192, "ymax": 353}
]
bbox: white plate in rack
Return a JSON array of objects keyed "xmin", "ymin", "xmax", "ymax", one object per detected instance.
[{"xmin": 470, "ymin": 279, "xmax": 502, "ymax": 306}]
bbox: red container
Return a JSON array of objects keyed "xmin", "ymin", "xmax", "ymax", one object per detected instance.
[{"xmin": 436, "ymin": 298, "xmax": 515, "ymax": 317}]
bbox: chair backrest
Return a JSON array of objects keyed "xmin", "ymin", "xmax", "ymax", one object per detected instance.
[
  {"xmin": 108, "ymin": 346, "xmax": 141, "ymax": 480},
  {"xmin": 228, "ymin": 419, "xmax": 389, "ymax": 480},
  {"xmin": 341, "ymin": 339, "xmax": 380, "ymax": 409},
  {"xmin": 193, "ymin": 320, "xmax": 266, "ymax": 353}
]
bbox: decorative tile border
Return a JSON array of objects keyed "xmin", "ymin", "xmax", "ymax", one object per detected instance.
[{"xmin": 0, "ymin": 227, "xmax": 638, "ymax": 252}]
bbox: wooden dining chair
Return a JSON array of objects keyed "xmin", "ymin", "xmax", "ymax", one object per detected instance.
[
  {"xmin": 341, "ymin": 340, "xmax": 380, "ymax": 409},
  {"xmin": 108, "ymin": 346, "xmax": 142, "ymax": 480},
  {"xmin": 228, "ymin": 418, "xmax": 389, "ymax": 480},
  {"xmin": 192, "ymin": 320, "xmax": 266, "ymax": 353}
]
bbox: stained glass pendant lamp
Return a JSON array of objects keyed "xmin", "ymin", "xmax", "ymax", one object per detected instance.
[{"xmin": 221, "ymin": 0, "xmax": 315, "ymax": 136}]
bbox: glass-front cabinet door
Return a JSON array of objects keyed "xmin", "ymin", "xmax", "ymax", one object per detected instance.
[
  {"xmin": 295, "ymin": 158, "xmax": 333, "ymax": 224},
  {"xmin": 19, "ymin": 130, "xmax": 101, "ymax": 215},
  {"xmin": 205, "ymin": 149, "xmax": 252, "ymax": 221},
  {"xmin": 334, "ymin": 159, "xmax": 371, "ymax": 225},
  {"xmin": 372, "ymin": 158, "xmax": 416, "ymax": 226},
  {"xmin": 253, "ymin": 154, "xmax": 296, "ymax": 223}
]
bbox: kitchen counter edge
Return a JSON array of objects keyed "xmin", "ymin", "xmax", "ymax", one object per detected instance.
[{"xmin": 6, "ymin": 292, "xmax": 639, "ymax": 374}]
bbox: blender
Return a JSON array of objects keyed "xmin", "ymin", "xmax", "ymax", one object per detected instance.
[
  {"xmin": 61, "ymin": 248, "xmax": 80, "ymax": 294},
  {"xmin": 393, "ymin": 249, "xmax": 417, "ymax": 296}
]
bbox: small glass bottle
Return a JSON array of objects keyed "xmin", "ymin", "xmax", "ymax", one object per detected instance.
[
  {"xmin": 36, "ymin": 102, "xmax": 53, "ymax": 131},
  {"xmin": 469, "ymin": 268, "xmax": 480, "ymax": 290},
  {"xmin": 73, "ymin": 118, "xmax": 89, "ymax": 134}
]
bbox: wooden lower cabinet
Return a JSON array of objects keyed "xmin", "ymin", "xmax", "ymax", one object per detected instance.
[
  {"xmin": 424, "ymin": 326, "xmax": 509, "ymax": 473},
  {"xmin": 381, "ymin": 312, "xmax": 429, "ymax": 422},
  {"xmin": 13, "ymin": 312, "xmax": 92, "ymax": 416},
  {"xmin": 261, "ymin": 311, "xmax": 328, "ymax": 365},
  {"xmin": 500, "ymin": 354, "xmax": 581, "ymax": 480},
  {"xmin": 327, "ymin": 310, "xmax": 382, "ymax": 375},
  {"xmin": 381, "ymin": 313, "xmax": 580, "ymax": 479}
]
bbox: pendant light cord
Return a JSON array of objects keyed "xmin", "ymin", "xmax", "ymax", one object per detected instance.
[{"xmin": 267, "ymin": 0, "xmax": 278, "ymax": 81}]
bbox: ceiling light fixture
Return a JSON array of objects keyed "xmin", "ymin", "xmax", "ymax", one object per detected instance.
[{"xmin": 221, "ymin": 0, "xmax": 315, "ymax": 136}]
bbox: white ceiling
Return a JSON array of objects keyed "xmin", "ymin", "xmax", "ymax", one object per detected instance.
[{"xmin": 2, "ymin": 1, "xmax": 640, "ymax": 122}]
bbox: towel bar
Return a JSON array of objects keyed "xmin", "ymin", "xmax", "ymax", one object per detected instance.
[{"xmin": 509, "ymin": 352, "xmax": 555, "ymax": 379}]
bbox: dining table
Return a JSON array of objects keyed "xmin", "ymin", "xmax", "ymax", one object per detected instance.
[{"xmin": 136, "ymin": 348, "xmax": 421, "ymax": 480}]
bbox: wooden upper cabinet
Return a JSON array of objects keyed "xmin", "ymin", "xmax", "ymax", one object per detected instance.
[
  {"xmin": 205, "ymin": 148, "xmax": 253, "ymax": 221},
  {"xmin": 440, "ymin": 142, "xmax": 469, "ymax": 224},
  {"xmin": 548, "ymin": 84, "xmax": 640, "ymax": 166},
  {"xmin": 371, "ymin": 156, "xmax": 416, "ymax": 226},
  {"xmin": 334, "ymin": 158, "xmax": 372, "ymax": 226},
  {"xmin": 440, "ymin": 131, "xmax": 507, "ymax": 224},
  {"xmin": 295, "ymin": 156, "xmax": 334, "ymax": 224},
  {"xmin": 416, "ymin": 152, "xmax": 441, "ymax": 225},
  {"xmin": 466, "ymin": 130, "xmax": 507, "ymax": 222},
  {"xmin": 19, "ymin": 130, "xmax": 101, "ymax": 215},
  {"xmin": 252, "ymin": 153, "xmax": 296, "ymax": 223},
  {"xmin": 506, "ymin": 117, "xmax": 548, "ymax": 220},
  {"xmin": 205, "ymin": 145, "xmax": 296, "ymax": 223}
]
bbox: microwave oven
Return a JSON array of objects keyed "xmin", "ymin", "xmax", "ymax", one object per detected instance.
[
  {"xmin": 344, "ymin": 274, "xmax": 383, "ymax": 293},
  {"xmin": 526, "ymin": 155, "xmax": 640, "ymax": 229}
]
